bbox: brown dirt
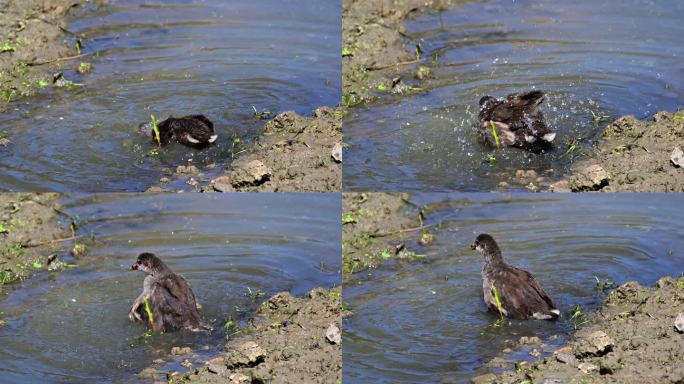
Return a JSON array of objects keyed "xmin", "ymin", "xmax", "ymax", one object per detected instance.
[
  {"xmin": 0, "ymin": 0, "xmax": 92, "ymax": 114},
  {"xmin": 560, "ymin": 111, "xmax": 684, "ymax": 192},
  {"xmin": 342, "ymin": 0, "xmax": 453, "ymax": 107},
  {"xmin": 0, "ymin": 193, "xmax": 71, "ymax": 294},
  {"xmin": 473, "ymin": 276, "xmax": 684, "ymax": 384},
  {"xmin": 343, "ymin": 192, "xmax": 433, "ymax": 276},
  {"xmin": 148, "ymin": 287, "xmax": 343, "ymax": 384}
]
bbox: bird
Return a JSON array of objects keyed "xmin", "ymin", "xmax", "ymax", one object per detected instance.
[
  {"xmin": 470, "ymin": 234, "xmax": 560, "ymax": 320},
  {"xmin": 478, "ymin": 90, "xmax": 556, "ymax": 152},
  {"xmin": 139, "ymin": 115, "xmax": 218, "ymax": 148},
  {"xmin": 128, "ymin": 252, "xmax": 201, "ymax": 333}
]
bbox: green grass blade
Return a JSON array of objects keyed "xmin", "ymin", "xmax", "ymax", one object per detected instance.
[
  {"xmin": 150, "ymin": 114, "xmax": 161, "ymax": 146},
  {"xmin": 490, "ymin": 121, "xmax": 500, "ymax": 148},
  {"xmin": 491, "ymin": 283, "xmax": 504, "ymax": 320},
  {"xmin": 143, "ymin": 297, "xmax": 154, "ymax": 326}
]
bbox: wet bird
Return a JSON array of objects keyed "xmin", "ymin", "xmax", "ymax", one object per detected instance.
[
  {"xmin": 139, "ymin": 115, "xmax": 218, "ymax": 148},
  {"xmin": 129, "ymin": 252, "xmax": 201, "ymax": 333},
  {"xmin": 470, "ymin": 234, "xmax": 560, "ymax": 320},
  {"xmin": 478, "ymin": 90, "xmax": 556, "ymax": 152}
]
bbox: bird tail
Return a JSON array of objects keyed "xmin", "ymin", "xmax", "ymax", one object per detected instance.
[{"xmin": 533, "ymin": 308, "xmax": 560, "ymax": 320}]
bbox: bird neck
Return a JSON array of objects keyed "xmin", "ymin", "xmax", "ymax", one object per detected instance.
[{"xmin": 483, "ymin": 249, "xmax": 504, "ymax": 266}]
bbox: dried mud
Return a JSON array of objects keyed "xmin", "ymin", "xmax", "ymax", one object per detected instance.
[
  {"xmin": 0, "ymin": 0, "xmax": 91, "ymax": 113},
  {"xmin": 342, "ymin": 0, "xmax": 453, "ymax": 107},
  {"xmin": 0, "ymin": 193, "xmax": 71, "ymax": 294},
  {"xmin": 343, "ymin": 192, "xmax": 433, "ymax": 276},
  {"xmin": 563, "ymin": 111, "xmax": 684, "ymax": 192}
]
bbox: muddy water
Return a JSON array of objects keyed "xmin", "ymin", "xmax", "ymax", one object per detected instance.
[
  {"xmin": 344, "ymin": 0, "xmax": 684, "ymax": 191},
  {"xmin": 343, "ymin": 193, "xmax": 684, "ymax": 383},
  {"xmin": 0, "ymin": 193, "xmax": 340, "ymax": 383},
  {"xmin": 0, "ymin": 0, "xmax": 340, "ymax": 191}
]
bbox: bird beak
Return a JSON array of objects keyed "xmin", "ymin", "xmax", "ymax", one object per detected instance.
[
  {"xmin": 130, "ymin": 262, "xmax": 139, "ymax": 270},
  {"xmin": 469, "ymin": 243, "xmax": 477, "ymax": 250}
]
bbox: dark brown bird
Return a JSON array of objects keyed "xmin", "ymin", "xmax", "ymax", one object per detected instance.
[
  {"xmin": 470, "ymin": 234, "xmax": 560, "ymax": 320},
  {"xmin": 478, "ymin": 90, "xmax": 555, "ymax": 152},
  {"xmin": 129, "ymin": 252, "xmax": 201, "ymax": 333},
  {"xmin": 139, "ymin": 115, "xmax": 218, "ymax": 147}
]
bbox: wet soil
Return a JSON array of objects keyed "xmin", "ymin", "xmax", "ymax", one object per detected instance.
[
  {"xmin": 0, "ymin": 0, "xmax": 91, "ymax": 114},
  {"xmin": 343, "ymin": 192, "xmax": 433, "ymax": 275},
  {"xmin": 342, "ymin": 0, "xmax": 452, "ymax": 107},
  {"xmin": 145, "ymin": 287, "xmax": 343, "ymax": 384},
  {"xmin": 0, "ymin": 193, "xmax": 71, "ymax": 294},
  {"xmin": 560, "ymin": 111, "xmax": 684, "ymax": 192},
  {"xmin": 152, "ymin": 107, "xmax": 342, "ymax": 193},
  {"xmin": 474, "ymin": 276, "xmax": 684, "ymax": 384}
]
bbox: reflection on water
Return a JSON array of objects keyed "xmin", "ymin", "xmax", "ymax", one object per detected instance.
[
  {"xmin": 344, "ymin": 0, "xmax": 684, "ymax": 191},
  {"xmin": 0, "ymin": 193, "xmax": 340, "ymax": 383},
  {"xmin": 343, "ymin": 193, "xmax": 684, "ymax": 383},
  {"xmin": 0, "ymin": 0, "xmax": 340, "ymax": 191}
]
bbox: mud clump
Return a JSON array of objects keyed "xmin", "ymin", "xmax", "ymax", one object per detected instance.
[
  {"xmin": 343, "ymin": 192, "xmax": 429, "ymax": 275},
  {"xmin": 207, "ymin": 107, "xmax": 341, "ymax": 192},
  {"xmin": 478, "ymin": 276, "xmax": 684, "ymax": 384},
  {"xmin": 565, "ymin": 111, "xmax": 684, "ymax": 192},
  {"xmin": 0, "ymin": 193, "xmax": 70, "ymax": 293},
  {"xmin": 342, "ymin": 0, "xmax": 453, "ymax": 107},
  {"xmin": 0, "ymin": 0, "xmax": 93, "ymax": 112},
  {"xmin": 164, "ymin": 287, "xmax": 342, "ymax": 384}
]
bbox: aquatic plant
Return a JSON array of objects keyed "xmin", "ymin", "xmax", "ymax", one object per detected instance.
[
  {"xmin": 570, "ymin": 304, "xmax": 590, "ymax": 329},
  {"xmin": 0, "ymin": 43, "xmax": 15, "ymax": 53},
  {"xmin": 150, "ymin": 114, "xmax": 161, "ymax": 146},
  {"xmin": 251, "ymin": 105, "xmax": 272, "ymax": 120},
  {"xmin": 342, "ymin": 214, "xmax": 357, "ymax": 224},
  {"xmin": 0, "ymin": 224, "xmax": 8, "ymax": 233},
  {"xmin": 491, "ymin": 283, "xmax": 505, "ymax": 320},
  {"xmin": 594, "ymin": 276, "xmax": 615, "ymax": 292},
  {"xmin": 490, "ymin": 121, "xmax": 501, "ymax": 148},
  {"xmin": 590, "ymin": 110, "xmax": 611, "ymax": 126},
  {"xmin": 246, "ymin": 286, "xmax": 266, "ymax": 301},
  {"xmin": 143, "ymin": 297, "xmax": 154, "ymax": 326}
]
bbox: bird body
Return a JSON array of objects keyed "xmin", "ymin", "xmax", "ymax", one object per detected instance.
[
  {"xmin": 478, "ymin": 91, "xmax": 555, "ymax": 152},
  {"xmin": 129, "ymin": 253, "xmax": 201, "ymax": 333},
  {"xmin": 471, "ymin": 234, "xmax": 559, "ymax": 320},
  {"xmin": 139, "ymin": 114, "xmax": 218, "ymax": 147}
]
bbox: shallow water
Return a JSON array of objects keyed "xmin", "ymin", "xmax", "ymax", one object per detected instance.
[
  {"xmin": 343, "ymin": 193, "xmax": 684, "ymax": 383},
  {"xmin": 0, "ymin": 0, "xmax": 340, "ymax": 191},
  {"xmin": 344, "ymin": 0, "xmax": 684, "ymax": 191},
  {"xmin": 0, "ymin": 193, "xmax": 340, "ymax": 383}
]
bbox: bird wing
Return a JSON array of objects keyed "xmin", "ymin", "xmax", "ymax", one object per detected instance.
[
  {"xmin": 158, "ymin": 274, "xmax": 197, "ymax": 306},
  {"xmin": 185, "ymin": 114, "xmax": 214, "ymax": 129},
  {"xmin": 491, "ymin": 265, "xmax": 556, "ymax": 319}
]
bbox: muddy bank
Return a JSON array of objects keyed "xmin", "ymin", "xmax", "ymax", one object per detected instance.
[
  {"xmin": 0, "ymin": 0, "xmax": 92, "ymax": 114},
  {"xmin": 473, "ymin": 276, "xmax": 684, "ymax": 384},
  {"xmin": 152, "ymin": 107, "xmax": 342, "ymax": 193},
  {"xmin": 0, "ymin": 193, "xmax": 71, "ymax": 294},
  {"xmin": 343, "ymin": 192, "xmax": 433, "ymax": 275},
  {"xmin": 555, "ymin": 111, "xmax": 684, "ymax": 192},
  {"xmin": 144, "ymin": 287, "xmax": 342, "ymax": 384},
  {"xmin": 342, "ymin": 0, "xmax": 452, "ymax": 107}
]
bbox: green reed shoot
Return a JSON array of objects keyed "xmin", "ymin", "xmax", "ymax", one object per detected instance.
[
  {"xmin": 490, "ymin": 121, "xmax": 500, "ymax": 148},
  {"xmin": 150, "ymin": 114, "xmax": 161, "ymax": 146},
  {"xmin": 143, "ymin": 297, "xmax": 154, "ymax": 325},
  {"xmin": 491, "ymin": 283, "xmax": 504, "ymax": 320}
]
